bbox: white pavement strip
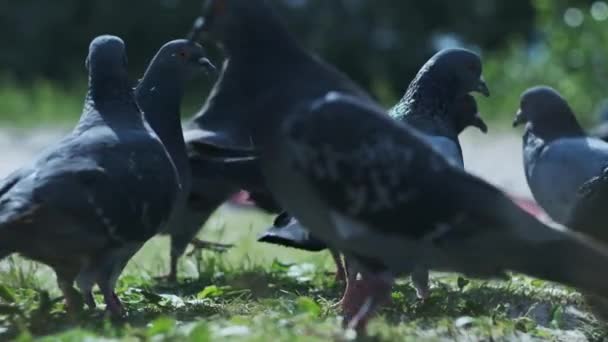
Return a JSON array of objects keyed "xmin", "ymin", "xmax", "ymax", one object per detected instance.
[
  {"xmin": 460, "ymin": 129, "xmax": 532, "ymax": 197},
  {"xmin": 0, "ymin": 127, "xmax": 531, "ymax": 196},
  {"xmin": 0, "ymin": 127, "xmax": 67, "ymax": 178}
]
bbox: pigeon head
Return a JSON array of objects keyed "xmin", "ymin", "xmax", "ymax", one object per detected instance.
[
  {"xmin": 147, "ymin": 39, "xmax": 216, "ymax": 80},
  {"xmin": 191, "ymin": 0, "xmax": 294, "ymax": 54},
  {"xmin": 427, "ymin": 48, "xmax": 489, "ymax": 97},
  {"xmin": 514, "ymin": 86, "xmax": 584, "ymax": 140},
  {"xmin": 391, "ymin": 48, "xmax": 489, "ymax": 125},
  {"xmin": 452, "ymin": 94, "xmax": 487, "ymax": 134},
  {"xmin": 84, "ymin": 35, "xmax": 133, "ymax": 104},
  {"xmin": 85, "ymin": 35, "xmax": 128, "ymax": 82}
]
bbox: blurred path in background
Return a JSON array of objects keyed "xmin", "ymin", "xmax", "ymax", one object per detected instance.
[
  {"xmin": 0, "ymin": 128, "xmax": 67, "ymax": 177},
  {"xmin": 0, "ymin": 126, "xmax": 531, "ymax": 197},
  {"xmin": 461, "ymin": 129, "xmax": 531, "ymax": 197}
]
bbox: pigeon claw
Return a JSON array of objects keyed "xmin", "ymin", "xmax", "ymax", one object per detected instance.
[
  {"xmin": 411, "ymin": 267, "xmax": 430, "ymax": 301},
  {"xmin": 188, "ymin": 238, "xmax": 234, "ymax": 255},
  {"xmin": 103, "ymin": 291, "xmax": 124, "ymax": 317}
]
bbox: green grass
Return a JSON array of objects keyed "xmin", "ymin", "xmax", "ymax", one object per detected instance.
[
  {"xmin": 0, "ymin": 78, "xmax": 81, "ymax": 127},
  {"xmin": 0, "ymin": 77, "xmax": 210, "ymax": 127},
  {"xmin": 1, "ymin": 207, "xmax": 607, "ymax": 341}
]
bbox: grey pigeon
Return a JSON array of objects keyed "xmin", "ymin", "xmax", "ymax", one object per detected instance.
[
  {"xmin": 513, "ymin": 86, "xmax": 608, "ymax": 224},
  {"xmin": 0, "ymin": 35, "xmax": 179, "ymax": 316},
  {"xmin": 259, "ymin": 50, "xmax": 490, "ymax": 296},
  {"xmin": 513, "ymin": 86, "xmax": 608, "ymax": 241},
  {"xmin": 133, "ymin": 39, "xmax": 220, "ymax": 282},
  {"xmin": 181, "ymin": 0, "xmax": 375, "ymax": 266},
  {"xmin": 391, "ymin": 91, "xmax": 488, "ymax": 300},
  {"xmin": 192, "ymin": 0, "xmax": 608, "ymax": 332},
  {"xmin": 158, "ymin": 0, "xmax": 315, "ymax": 281}
]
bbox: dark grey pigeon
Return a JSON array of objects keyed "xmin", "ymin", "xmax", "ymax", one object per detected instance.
[
  {"xmin": 259, "ymin": 50, "xmax": 490, "ymax": 296},
  {"xmin": 133, "ymin": 39, "xmax": 220, "ymax": 282},
  {"xmin": 391, "ymin": 92, "xmax": 488, "ymax": 300},
  {"xmin": 390, "ymin": 48, "xmax": 490, "ymax": 167},
  {"xmin": 192, "ymin": 0, "xmax": 608, "ymax": 332},
  {"xmin": 513, "ymin": 86, "xmax": 608, "ymax": 241},
  {"xmin": 0, "ymin": 35, "xmax": 179, "ymax": 316},
  {"xmin": 258, "ymin": 95, "xmax": 486, "ymax": 291}
]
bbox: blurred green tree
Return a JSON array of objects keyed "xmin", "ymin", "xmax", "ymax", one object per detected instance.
[{"xmin": 0, "ymin": 0, "xmax": 534, "ymax": 97}]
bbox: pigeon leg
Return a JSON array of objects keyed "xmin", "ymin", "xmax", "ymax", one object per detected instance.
[
  {"xmin": 332, "ymin": 258, "xmax": 358, "ymax": 309},
  {"xmin": 56, "ymin": 270, "xmax": 84, "ymax": 314},
  {"xmin": 100, "ymin": 283, "xmax": 123, "ymax": 317},
  {"xmin": 165, "ymin": 235, "xmax": 233, "ymax": 282},
  {"xmin": 163, "ymin": 205, "xmax": 222, "ymax": 282},
  {"xmin": 75, "ymin": 268, "xmax": 97, "ymax": 309},
  {"xmin": 167, "ymin": 253, "xmax": 179, "ymax": 283},
  {"xmin": 411, "ymin": 267, "xmax": 430, "ymax": 300},
  {"xmin": 330, "ymin": 249, "xmax": 346, "ymax": 283},
  {"xmin": 82, "ymin": 291, "xmax": 96, "ymax": 309},
  {"xmin": 342, "ymin": 271, "xmax": 394, "ymax": 334}
]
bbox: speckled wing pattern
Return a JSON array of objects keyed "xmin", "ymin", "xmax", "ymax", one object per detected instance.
[
  {"xmin": 0, "ymin": 130, "xmax": 177, "ymax": 245},
  {"xmin": 281, "ymin": 92, "xmax": 497, "ymax": 240}
]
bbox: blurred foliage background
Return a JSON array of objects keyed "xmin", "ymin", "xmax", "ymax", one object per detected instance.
[{"xmin": 0, "ymin": 0, "xmax": 606, "ymax": 126}]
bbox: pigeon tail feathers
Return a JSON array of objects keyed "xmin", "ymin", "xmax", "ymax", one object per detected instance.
[{"xmin": 455, "ymin": 213, "xmax": 608, "ymax": 299}]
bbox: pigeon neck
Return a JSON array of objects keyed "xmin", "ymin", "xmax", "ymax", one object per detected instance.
[
  {"xmin": 79, "ymin": 76, "xmax": 141, "ymax": 128},
  {"xmin": 223, "ymin": 9, "xmax": 303, "ymax": 60},
  {"xmin": 527, "ymin": 112, "xmax": 586, "ymax": 142},
  {"xmin": 135, "ymin": 69, "xmax": 188, "ymax": 174},
  {"xmin": 392, "ymin": 72, "xmax": 452, "ymax": 129},
  {"xmin": 89, "ymin": 75, "xmax": 135, "ymax": 105}
]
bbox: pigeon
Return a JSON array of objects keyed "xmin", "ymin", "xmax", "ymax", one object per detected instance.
[
  {"xmin": 513, "ymin": 86, "xmax": 608, "ymax": 242},
  {"xmin": 258, "ymin": 94, "xmax": 487, "ymax": 283},
  {"xmin": 0, "ymin": 35, "xmax": 180, "ymax": 316},
  {"xmin": 390, "ymin": 93, "xmax": 488, "ymax": 299},
  {"xmin": 259, "ymin": 49, "xmax": 490, "ymax": 294},
  {"xmin": 191, "ymin": 0, "xmax": 608, "ymax": 332},
  {"xmin": 133, "ymin": 39, "xmax": 221, "ymax": 282},
  {"xmin": 512, "ymin": 86, "xmax": 608, "ymax": 224},
  {"xmin": 159, "ymin": 1, "xmax": 319, "ymax": 280}
]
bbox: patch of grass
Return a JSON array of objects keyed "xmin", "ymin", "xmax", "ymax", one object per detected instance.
[
  {"xmin": 0, "ymin": 78, "xmax": 83, "ymax": 127},
  {"xmin": 0, "ymin": 76, "xmax": 210, "ymax": 127},
  {"xmin": 1, "ymin": 207, "xmax": 607, "ymax": 341}
]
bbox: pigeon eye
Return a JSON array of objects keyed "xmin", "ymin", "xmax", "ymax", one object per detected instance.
[{"xmin": 178, "ymin": 50, "xmax": 189, "ymax": 60}]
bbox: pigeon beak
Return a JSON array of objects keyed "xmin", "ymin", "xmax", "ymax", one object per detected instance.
[
  {"xmin": 198, "ymin": 57, "xmax": 217, "ymax": 76},
  {"xmin": 513, "ymin": 109, "xmax": 526, "ymax": 127},
  {"xmin": 472, "ymin": 113, "xmax": 488, "ymax": 133},
  {"xmin": 475, "ymin": 78, "xmax": 491, "ymax": 97}
]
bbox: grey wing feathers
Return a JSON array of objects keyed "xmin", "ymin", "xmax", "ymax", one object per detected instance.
[
  {"xmin": 282, "ymin": 92, "xmax": 468, "ymax": 238},
  {"xmin": 526, "ymin": 137, "xmax": 608, "ymax": 222},
  {"xmin": 566, "ymin": 166, "xmax": 608, "ymax": 242}
]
